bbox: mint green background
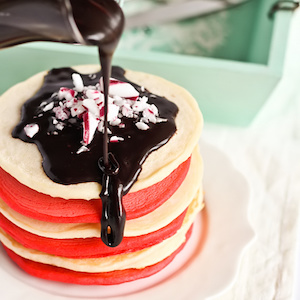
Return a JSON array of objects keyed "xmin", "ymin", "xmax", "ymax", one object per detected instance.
[
  {"xmin": 120, "ymin": 0, "xmax": 275, "ymax": 64},
  {"xmin": 0, "ymin": 0, "xmax": 294, "ymax": 126}
]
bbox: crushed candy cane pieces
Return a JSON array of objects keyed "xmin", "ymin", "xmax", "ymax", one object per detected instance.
[
  {"xmin": 37, "ymin": 73, "xmax": 167, "ymax": 149},
  {"xmin": 72, "ymin": 73, "xmax": 84, "ymax": 92},
  {"xmin": 42, "ymin": 102, "xmax": 54, "ymax": 112},
  {"xmin": 110, "ymin": 136, "xmax": 125, "ymax": 143},
  {"xmin": 99, "ymin": 77, "xmax": 139, "ymax": 99},
  {"xmin": 136, "ymin": 121, "xmax": 149, "ymax": 131},
  {"xmin": 24, "ymin": 123, "xmax": 39, "ymax": 138},
  {"xmin": 83, "ymin": 112, "xmax": 99, "ymax": 145},
  {"xmin": 76, "ymin": 145, "xmax": 90, "ymax": 154}
]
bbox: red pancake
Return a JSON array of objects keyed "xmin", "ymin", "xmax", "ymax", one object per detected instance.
[
  {"xmin": 0, "ymin": 208, "xmax": 187, "ymax": 258},
  {"xmin": 0, "ymin": 157, "xmax": 191, "ymax": 223},
  {"xmin": 2, "ymin": 226, "xmax": 193, "ymax": 285}
]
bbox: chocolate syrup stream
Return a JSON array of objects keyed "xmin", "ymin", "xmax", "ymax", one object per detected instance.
[
  {"xmin": 12, "ymin": 66, "xmax": 178, "ymax": 248},
  {"xmin": 98, "ymin": 153, "xmax": 125, "ymax": 247},
  {"xmin": 5, "ymin": 0, "xmax": 177, "ymax": 247},
  {"xmin": 71, "ymin": 0, "xmax": 126, "ymax": 246},
  {"xmin": 98, "ymin": 48, "xmax": 126, "ymax": 247},
  {"xmin": 99, "ymin": 49, "xmax": 111, "ymax": 169}
]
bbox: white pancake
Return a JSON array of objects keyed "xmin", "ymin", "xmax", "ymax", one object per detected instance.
[
  {"xmin": 0, "ymin": 65, "xmax": 203, "ymax": 199},
  {"xmin": 0, "ymin": 149, "xmax": 203, "ymax": 239}
]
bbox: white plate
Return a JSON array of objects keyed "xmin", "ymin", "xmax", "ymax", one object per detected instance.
[{"xmin": 0, "ymin": 141, "xmax": 254, "ymax": 300}]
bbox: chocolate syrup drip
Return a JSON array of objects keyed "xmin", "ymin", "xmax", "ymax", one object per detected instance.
[
  {"xmin": 12, "ymin": 67, "xmax": 178, "ymax": 246},
  {"xmin": 98, "ymin": 48, "xmax": 122, "ymax": 247},
  {"xmin": 69, "ymin": 0, "xmax": 126, "ymax": 246},
  {"xmin": 2, "ymin": 0, "xmax": 179, "ymax": 247},
  {"xmin": 2, "ymin": 0, "xmax": 177, "ymax": 247},
  {"xmin": 2, "ymin": 0, "xmax": 134, "ymax": 246},
  {"xmin": 98, "ymin": 153, "xmax": 125, "ymax": 247}
]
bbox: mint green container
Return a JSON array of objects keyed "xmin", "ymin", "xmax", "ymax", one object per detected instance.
[{"xmin": 0, "ymin": 0, "xmax": 296, "ymax": 126}]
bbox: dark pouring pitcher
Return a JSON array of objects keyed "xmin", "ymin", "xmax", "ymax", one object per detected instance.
[{"xmin": 0, "ymin": 0, "xmax": 124, "ymax": 49}]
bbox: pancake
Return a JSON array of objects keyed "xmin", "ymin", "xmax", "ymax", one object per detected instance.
[
  {"xmin": 0, "ymin": 65, "xmax": 202, "ymax": 199},
  {"xmin": 0, "ymin": 66, "xmax": 204, "ymax": 285},
  {"xmin": 0, "ymin": 156, "xmax": 191, "ymax": 223},
  {"xmin": 0, "ymin": 149, "xmax": 202, "ymax": 239},
  {"xmin": 2, "ymin": 229, "xmax": 191, "ymax": 285}
]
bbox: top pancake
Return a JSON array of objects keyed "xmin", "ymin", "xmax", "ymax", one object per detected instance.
[{"xmin": 0, "ymin": 65, "xmax": 203, "ymax": 200}]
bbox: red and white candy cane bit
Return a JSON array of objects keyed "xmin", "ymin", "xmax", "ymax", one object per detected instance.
[
  {"xmin": 46, "ymin": 72, "xmax": 167, "ymax": 147},
  {"xmin": 53, "ymin": 106, "xmax": 69, "ymax": 121},
  {"xmin": 58, "ymin": 87, "xmax": 76, "ymax": 101},
  {"xmin": 72, "ymin": 73, "xmax": 84, "ymax": 93},
  {"xmin": 110, "ymin": 136, "xmax": 124, "ymax": 143},
  {"xmin": 99, "ymin": 77, "xmax": 139, "ymax": 99},
  {"xmin": 24, "ymin": 123, "xmax": 39, "ymax": 138},
  {"xmin": 83, "ymin": 112, "xmax": 100, "ymax": 145},
  {"xmin": 82, "ymin": 98, "xmax": 100, "ymax": 117}
]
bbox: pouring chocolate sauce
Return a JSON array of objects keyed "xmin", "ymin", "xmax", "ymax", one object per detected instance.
[
  {"xmin": 12, "ymin": 66, "xmax": 178, "ymax": 248},
  {"xmin": 2, "ymin": 0, "xmax": 179, "ymax": 248},
  {"xmin": 1, "ymin": 0, "xmax": 127, "ymax": 246},
  {"xmin": 68, "ymin": 0, "xmax": 126, "ymax": 247}
]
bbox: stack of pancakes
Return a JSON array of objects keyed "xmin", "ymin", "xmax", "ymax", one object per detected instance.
[{"xmin": 0, "ymin": 66, "xmax": 203, "ymax": 285}]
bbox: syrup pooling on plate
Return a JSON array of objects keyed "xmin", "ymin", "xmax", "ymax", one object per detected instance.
[{"xmin": 12, "ymin": 66, "xmax": 178, "ymax": 247}]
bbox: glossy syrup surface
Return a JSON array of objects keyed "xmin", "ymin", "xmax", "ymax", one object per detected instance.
[
  {"xmin": 12, "ymin": 66, "xmax": 178, "ymax": 246},
  {"xmin": 3, "ymin": 0, "xmax": 178, "ymax": 247}
]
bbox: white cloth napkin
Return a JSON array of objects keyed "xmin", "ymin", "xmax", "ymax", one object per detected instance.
[{"xmin": 205, "ymin": 8, "xmax": 300, "ymax": 300}]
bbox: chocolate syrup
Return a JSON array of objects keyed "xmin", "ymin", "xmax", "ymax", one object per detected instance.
[
  {"xmin": 2, "ymin": 0, "xmax": 178, "ymax": 247},
  {"xmin": 1, "ymin": 0, "xmax": 129, "ymax": 246},
  {"xmin": 69, "ymin": 0, "xmax": 127, "ymax": 246},
  {"xmin": 12, "ymin": 67, "xmax": 178, "ymax": 247}
]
